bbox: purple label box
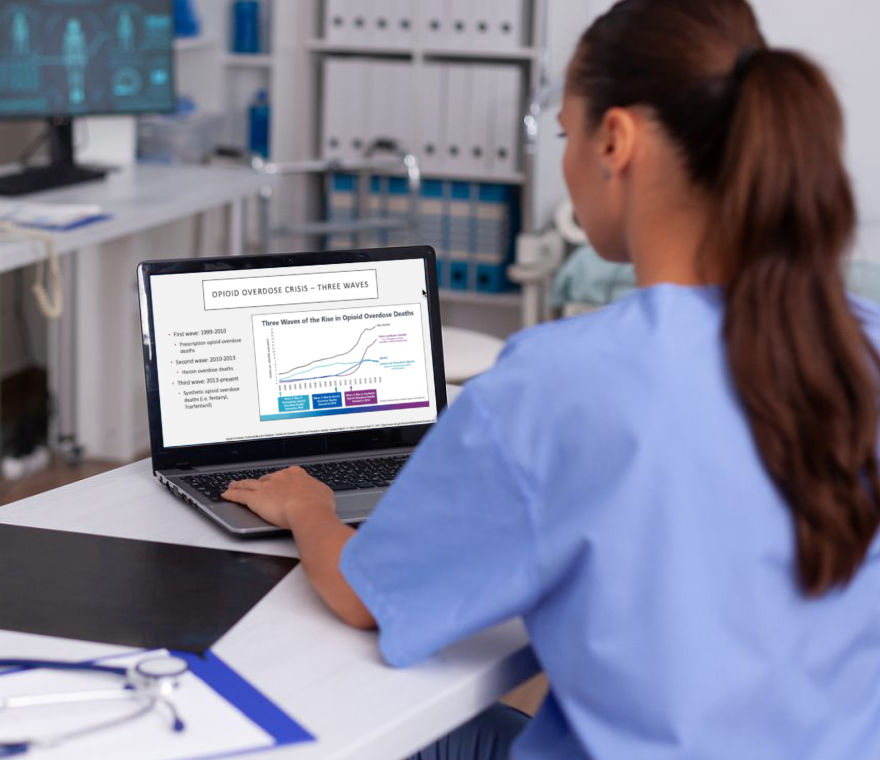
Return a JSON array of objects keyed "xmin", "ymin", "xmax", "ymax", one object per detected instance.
[{"xmin": 345, "ymin": 389, "xmax": 378, "ymax": 407}]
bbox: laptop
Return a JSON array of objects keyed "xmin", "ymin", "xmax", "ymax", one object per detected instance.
[{"xmin": 137, "ymin": 246, "xmax": 447, "ymax": 536}]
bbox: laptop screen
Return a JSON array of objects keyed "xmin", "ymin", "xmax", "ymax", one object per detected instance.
[{"xmin": 148, "ymin": 258, "xmax": 439, "ymax": 449}]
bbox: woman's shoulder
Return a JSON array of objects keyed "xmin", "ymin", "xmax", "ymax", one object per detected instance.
[{"xmin": 500, "ymin": 284, "xmax": 724, "ymax": 365}]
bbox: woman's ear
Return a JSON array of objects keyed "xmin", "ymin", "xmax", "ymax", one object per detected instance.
[{"xmin": 597, "ymin": 107, "xmax": 637, "ymax": 178}]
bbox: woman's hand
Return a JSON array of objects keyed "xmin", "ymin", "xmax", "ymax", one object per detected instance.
[
  {"xmin": 222, "ymin": 466, "xmax": 336, "ymax": 530},
  {"xmin": 222, "ymin": 466, "xmax": 376, "ymax": 630}
]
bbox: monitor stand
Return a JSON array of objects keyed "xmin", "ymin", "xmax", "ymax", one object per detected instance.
[{"xmin": 0, "ymin": 118, "xmax": 108, "ymax": 197}]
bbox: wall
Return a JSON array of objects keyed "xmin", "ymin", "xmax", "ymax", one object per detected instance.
[
  {"xmin": 752, "ymin": 0, "xmax": 880, "ymax": 260},
  {"xmin": 540, "ymin": 0, "xmax": 880, "ymax": 259}
]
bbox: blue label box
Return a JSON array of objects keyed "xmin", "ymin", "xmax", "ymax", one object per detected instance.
[
  {"xmin": 278, "ymin": 395, "xmax": 310, "ymax": 413},
  {"xmin": 312, "ymin": 392, "xmax": 343, "ymax": 410}
]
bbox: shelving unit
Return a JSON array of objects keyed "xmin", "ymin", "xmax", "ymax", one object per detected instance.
[
  {"xmin": 310, "ymin": 1, "xmax": 547, "ymax": 335},
  {"xmin": 171, "ymin": 1, "xmax": 548, "ymax": 337}
]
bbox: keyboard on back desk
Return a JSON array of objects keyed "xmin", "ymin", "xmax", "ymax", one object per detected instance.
[{"xmin": 181, "ymin": 454, "xmax": 410, "ymax": 502}]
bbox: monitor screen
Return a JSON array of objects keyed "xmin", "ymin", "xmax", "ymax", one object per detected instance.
[
  {"xmin": 0, "ymin": 0, "xmax": 174, "ymax": 118},
  {"xmin": 147, "ymin": 258, "xmax": 440, "ymax": 450}
]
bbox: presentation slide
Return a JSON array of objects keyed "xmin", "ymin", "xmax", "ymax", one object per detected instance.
[{"xmin": 149, "ymin": 259, "xmax": 437, "ymax": 449}]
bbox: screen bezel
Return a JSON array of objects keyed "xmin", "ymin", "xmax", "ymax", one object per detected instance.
[
  {"xmin": 138, "ymin": 247, "xmax": 448, "ymax": 473},
  {"xmin": 0, "ymin": 0, "xmax": 176, "ymax": 120}
]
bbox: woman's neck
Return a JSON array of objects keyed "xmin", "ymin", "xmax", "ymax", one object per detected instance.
[{"xmin": 626, "ymin": 193, "xmax": 723, "ymax": 288}]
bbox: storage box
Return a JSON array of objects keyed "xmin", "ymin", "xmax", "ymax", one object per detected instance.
[{"xmin": 137, "ymin": 111, "xmax": 226, "ymax": 165}]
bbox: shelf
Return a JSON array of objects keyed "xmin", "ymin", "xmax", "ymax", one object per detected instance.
[
  {"xmin": 427, "ymin": 171, "xmax": 525, "ymax": 185},
  {"xmin": 173, "ymin": 36, "xmax": 217, "ymax": 53},
  {"xmin": 439, "ymin": 289, "xmax": 522, "ymax": 308},
  {"xmin": 324, "ymin": 163, "xmax": 525, "ymax": 185},
  {"xmin": 422, "ymin": 47, "xmax": 541, "ymax": 63},
  {"xmin": 307, "ymin": 40, "xmax": 414, "ymax": 58},
  {"xmin": 223, "ymin": 54, "xmax": 275, "ymax": 68},
  {"xmin": 307, "ymin": 40, "xmax": 539, "ymax": 62}
]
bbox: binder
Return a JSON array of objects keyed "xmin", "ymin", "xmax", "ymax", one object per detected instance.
[
  {"xmin": 474, "ymin": 183, "xmax": 515, "ymax": 291},
  {"xmin": 448, "ymin": 181, "xmax": 474, "ymax": 290},
  {"xmin": 327, "ymin": 173, "xmax": 357, "ymax": 249},
  {"xmin": 390, "ymin": 62, "xmax": 416, "ymax": 151},
  {"xmin": 368, "ymin": 0, "xmax": 393, "ymax": 46},
  {"xmin": 421, "ymin": 0, "xmax": 448, "ymax": 48},
  {"xmin": 444, "ymin": 65, "xmax": 473, "ymax": 176},
  {"xmin": 345, "ymin": 59, "xmax": 370, "ymax": 158},
  {"xmin": 388, "ymin": 0, "xmax": 415, "ymax": 45},
  {"xmin": 470, "ymin": 0, "xmax": 493, "ymax": 50},
  {"xmin": 468, "ymin": 65, "xmax": 494, "ymax": 176},
  {"xmin": 321, "ymin": 58, "xmax": 348, "ymax": 160},
  {"xmin": 418, "ymin": 63, "xmax": 447, "ymax": 175},
  {"xmin": 486, "ymin": 0, "xmax": 525, "ymax": 50},
  {"xmin": 448, "ymin": 0, "xmax": 471, "ymax": 49},
  {"xmin": 325, "ymin": 0, "xmax": 352, "ymax": 43},
  {"xmin": 475, "ymin": 183, "xmax": 508, "ymax": 263},
  {"xmin": 365, "ymin": 61, "xmax": 413, "ymax": 150},
  {"xmin": 386, "ymin": 176, "xmax": 411, "ymax": 246},
  {"xmin": 488, "ymin": 65, "xmax": 522, "ymax": 178},
  {"xmin": 419, "ymin": 179, "xmax": 447, "ymax": 286},
  {"xmin": 349, "ymin": 1, "xmax": 369, "ymax": 44},
  {"xmin": 365, "ymin": 61, "xmax": 388, "ymax": 152}
]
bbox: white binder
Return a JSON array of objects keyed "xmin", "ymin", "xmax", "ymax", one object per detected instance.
[
  {"xmin": 368, "ymin": 0, "xmax": 394, "ymax": 47},
  {"xmin": 418, "ymin": 63, "xmax": 447, "ymax": 175},
  {"xmin": 421, "ymin": 0, "xmax": 448, "ymax": 49},
  {"xmin": 363, "ymin": 61, "xmax": 413, "ymax": 152},
  {"xmin": 325, "ymin": 0, "xmax": 352, "ymax": 43},
  {"xmin": 448, "ymin": 0, "xmax": 471, "ymax": 49},
  {"xmin": 365, "ymin": 61, "xmax": 391, "ymax": 147},
  {"xmin": 388, "ymin": 0, "xmax": 415, "ymax": 46},
  {"xmin": 469, "ymin": 0, "xmax": 493, "ymax": 51},
  {"xmin": 321, "ymin": 58, "xmax": 348, "ymax": 159},
  {"xmin": 487, "ymin": 0, "xmax": 524, "ymax": 50},
  {"xmin": 388, "ymin": 62, "xmax": 416, "ymax": 151},
  {"xmin": 444, "ymin": 64, "xmax": 473, "ymax": 176},
  {"xmin": 348, "ymin": 1, "xmax": 369, "ymax": 45},
  {"xmin": 346, "ymin": 60, "xmax": 371, "ymax": 158},
  {"xmin": 468, "ymin": 65, "xmax": 494, "ymax": 176},
  {"xmin": 488, "ymin": 65, "xmax": 522, "ymax": 178}
]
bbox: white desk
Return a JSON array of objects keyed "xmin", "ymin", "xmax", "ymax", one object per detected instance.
[
  {"xmin": 0, "ymin": 163, "xmax": 273, "ymax": 461},
  {"xmin": 441, "ymin": 327, "xmax": 505, "ymax": 384},
  {"xmin": 0, "ymin": 423, "xmax": 538, "ymax": 758},
  {"xmin": 0, "ymin": 163, "xmax": 268, "ymax": 273}
]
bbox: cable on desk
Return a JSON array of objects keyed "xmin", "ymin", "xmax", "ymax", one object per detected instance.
[{"xmin": 0, "ymin": 221, "xmax": 63, "ymax": 319}]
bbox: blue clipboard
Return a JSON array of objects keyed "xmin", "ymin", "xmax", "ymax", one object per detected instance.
[
  {"xmin": 175, "ymin": 649, "xmax": 315, "ymax": 757},
  {"xmin": 0, "ymin": 647, "xmax": 315, "ymax": 758}
]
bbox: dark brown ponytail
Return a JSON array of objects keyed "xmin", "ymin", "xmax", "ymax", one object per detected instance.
[{"xmin": 568, "ymin": 0, "xmax": 880, "ymax": 595}]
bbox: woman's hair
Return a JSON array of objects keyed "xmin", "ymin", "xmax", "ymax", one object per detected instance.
[{"xmin": 567, "ymin": 0, "xmax": 880, "ymax": 595}]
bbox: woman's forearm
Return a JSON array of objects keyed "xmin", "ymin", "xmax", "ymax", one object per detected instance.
[{"xmin": 288, "ymin": 507, "xmax": 377, "ymax": 630}]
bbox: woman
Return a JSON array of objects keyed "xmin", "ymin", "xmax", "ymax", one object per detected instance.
[{"xmin": 223, "ymin": 0, "xmax": 880, "ymax": 757}]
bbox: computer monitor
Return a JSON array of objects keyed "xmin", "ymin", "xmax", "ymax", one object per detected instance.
[{"xmin": 0, "ymin": 0, "xmax": 175, "ymax": 195}]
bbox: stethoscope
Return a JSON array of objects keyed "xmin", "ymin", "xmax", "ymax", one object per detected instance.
[{"xmin": 0, "ymin": 654, "xmax": 188, "ymax": 756}]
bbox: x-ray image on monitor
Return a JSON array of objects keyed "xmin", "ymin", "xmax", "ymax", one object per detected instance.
[{"xmin": 0, "ymin": 0, "xmax": 174, "ymax": 118}]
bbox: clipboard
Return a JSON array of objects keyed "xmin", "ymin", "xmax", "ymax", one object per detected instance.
[{"xmin": 0, "ymin": 647, "xmax": 315, "ymax": 758}]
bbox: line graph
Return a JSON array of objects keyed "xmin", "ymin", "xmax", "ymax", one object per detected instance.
[
  {"xmin": 279, "ymin": 326, "xmax": 378, "ymax": 379},
  {"xmin": 251, "ymin": 304, "xmax": 430, "ymax": 421},
  {"xmin": 278, "ymin": 326, "xmax": 380, "ymax": 382}
]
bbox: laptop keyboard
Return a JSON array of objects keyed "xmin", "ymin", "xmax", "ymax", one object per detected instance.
[{"xmin": 181, "ymin": 454, "xmax": 410, "ymax": 502}]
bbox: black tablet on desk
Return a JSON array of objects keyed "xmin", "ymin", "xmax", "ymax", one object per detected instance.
[{"xmin": 0, "ymin": 525, "xmax": 296, "ymax": 652}]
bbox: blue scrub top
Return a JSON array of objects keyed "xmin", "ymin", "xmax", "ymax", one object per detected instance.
[{"xmin": 341, "ymin": 284, "xmax": 880, "ymax": 760}]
